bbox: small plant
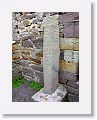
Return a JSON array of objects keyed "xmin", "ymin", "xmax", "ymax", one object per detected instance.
[
  {"xmin": 28, "ymin": 81, "xmax": 43, "ymax": 91},
  {"xmin": 12, "ymin": 76, "xmax": 25, "ymax": 89}
]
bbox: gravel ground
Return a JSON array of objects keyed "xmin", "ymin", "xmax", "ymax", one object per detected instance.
[{"xmin": 12, "ymin": 80, "xmax": 38, "ymax": 102}]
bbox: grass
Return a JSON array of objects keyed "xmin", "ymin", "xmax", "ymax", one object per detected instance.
[
  {"xmin": 28, "ymin": 81, "xmax": 43, "ymax": 91},
  {"xmin": 12, "ymin": 76, "xmax": 25, "ymax": 89},
  {"xmin": 12, "ymin": 76, "xmax": 43, "ymax": 91}
]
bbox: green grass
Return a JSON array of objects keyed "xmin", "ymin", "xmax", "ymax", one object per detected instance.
[
  {"xmin": 28, "ymin": 81, "xmax": 43, "ymax": 91},
  {"xmin": 12, "ymin": 76, "xmax": 25, "ymax": 89},
  {"xmin": 12, "ymin": 76, "xmax": 43, "ymax": 91}
]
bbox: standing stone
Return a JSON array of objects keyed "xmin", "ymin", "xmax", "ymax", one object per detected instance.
[
  {"xmin": 32, "ymin": 15, "xmax": 67, "ymax": 102},
  {"xmin": 43, "ymin": 15, "xmax": 60, "ymax": 94}
]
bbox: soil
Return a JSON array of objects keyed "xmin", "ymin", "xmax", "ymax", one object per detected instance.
[{"xmin": 12, "ymin": 80, "xmax": 38, "ymax": 102}]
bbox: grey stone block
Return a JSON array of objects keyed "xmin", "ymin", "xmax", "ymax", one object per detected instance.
[
  {"xmin": 33, "ymin": 38, "xmax": 43, "ymax": 49},
  {"xmin": 43, "ymin": 15, "xmax": 59, "ymax": 94},
  {"xmin": 22, "ymin": 39, "xmax": 33, "ymax": 48},
  {"xmin": 71, "ymin": 12, "xmax": 79, "ymax": 20},
  {"xmin": 67, "ymin": 80, "xmax": 79, "ymax": 89},
  {"xmin": 59, "ymin": 13, "xmax": 74, "ymax": 24},
  {"xmin": 74, "ymin": 21, "xmax": 79, "ymax": 38},
  {"xmin": 31, "ymin": 64, "xmax": 43, "ymax": 72},
  {"xmin": 63, "ymin": 85, "xmax": 79, "ymax": 96},
  {"xmin": 12, "ymin": 62, "xmax": 17, "ymax": 68},
  {"xmin": 26, "ymin": 13, "xmax": 37, "ymax": 19},
  {"xmin": 67, "ymin": 93, "xmax": 79, "ymax": 102},
  {"xmin": 63, "ymin": 22, "xmax": 75, "ymax": 38},
  {"xmin": 63, "ymin": 21, "xmax": 79, "ymax": 38},
  {"xmin": 59, "ymin": 12, "xmax": 79, "ymax": 24},
  {"xmin": 35, "ymin": 71, "xmax": 44, "ymax": 84},
  {"xmin": 12, "ymin": 65, "xmax": 22, "ymax": 74},
  {"xmin": 20, "ymin": 32, "xmax": 32, "ymax": 40},
  {"xmin": 59, "ymin": 70, "xmax": 78, "ymax": 82},
  {"xmin": 22, "ymin": 74, "xmax": 35, "ymax": 81},
  {"xmin": 20, "ymin": 60, "xmax": 31, "ymax": 67},
  {"xmin": 22, "ymin": 67, "xmax": 34, "ymax": 77},
  {"xmin": 12, "ymin": 72, "xmax": 22, "ymax": 79}
]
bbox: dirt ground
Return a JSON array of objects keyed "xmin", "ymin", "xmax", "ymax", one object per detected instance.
[{"xmin": 12, "ymin": 80, "xmax": 38, "ymax": 102}]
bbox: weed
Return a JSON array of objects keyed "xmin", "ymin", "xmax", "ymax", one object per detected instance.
[
  {"xmin": 12, "ymin": 76, "xmax": 25, "ymax": 89},
  {"xmin": 28, "ymin": 81, "xmax": 43, "ymax": 91}
]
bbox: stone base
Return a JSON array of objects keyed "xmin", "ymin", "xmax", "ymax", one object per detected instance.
[{"xmin": 32, "ymin": 84, "xmax": 67, "ymax": 102}]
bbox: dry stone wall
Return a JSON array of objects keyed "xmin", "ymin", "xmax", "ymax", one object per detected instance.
[
  {"xmin": 59, "ymin": 12, "xmax": 79, "ymax": 102},
  {"xmin": 12, "ymin": 12, "xmax": 79, "ymax": 101},
  {"xmin": 12, "ymin": 42, "xmax": 22, "ymax": 79}
]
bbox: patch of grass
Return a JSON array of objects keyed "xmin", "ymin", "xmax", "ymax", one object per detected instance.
[
  {"xmin": 28, "ymin": 81, "xmax": 43, "ymax": 91},
  {"xmin": 12, "ymin": 76, "xmax": 25, "ymax": 89}
]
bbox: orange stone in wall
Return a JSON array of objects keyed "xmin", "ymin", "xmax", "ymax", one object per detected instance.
[{"xmin": 59, "ymin": 60, "xmax": 79, "ymax": 74}]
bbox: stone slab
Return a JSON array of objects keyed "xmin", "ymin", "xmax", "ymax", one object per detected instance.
[
  {"xmin": 43, "ymin": 15, "xmax": 59, "ymax": 94},
  {"xmin": 32, "ymin": 84, "xmax": 67, "ymax": 102},
  {"xmin": 64, "ymin": 50, "xmax": 73, "ymax": 62},
  {"xmin": 59, "ymin": 70, "xmax": 78, "ymax": 82},
  {"xmin": 59, "ymin": 60, "xmax": 79, "ymax": 73},
  {"xmin": 67, "ymin": 80, "xmax": 79, "ymax": 89},
  {"xmin": 59, "ymin": 38, "xmax": 79, "ymax": 50},
  {"xmin": 64, "ymin": 50, "xmax": 79, "ymax": 62},
  {"xmin": 64, "ymin": 84, "xmax": 79, "ymax": 96},
  {"xmin": 67, "ymin": 93, "xmax": 79, "ymax": 102},
  {"xmin": 62, "ymin": 22, "xmax": 79, "ymax": 38}
]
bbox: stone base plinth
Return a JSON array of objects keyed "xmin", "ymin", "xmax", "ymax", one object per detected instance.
[{"xmin": 32, "ymin": 84, "xmax": 67, "ymax": 102}]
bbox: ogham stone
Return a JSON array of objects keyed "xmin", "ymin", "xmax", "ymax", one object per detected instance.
[
  {"xmin": 43, "ymin": 15, "xmax": 60, "ymax": 94},
  {"xmin": 32, "ymin": 14, "xmax": 67, "ymax": 102}
]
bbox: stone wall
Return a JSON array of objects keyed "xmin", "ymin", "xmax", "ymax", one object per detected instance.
[
  {"xmin": 58, "ymin": 13, "xmax": 79, "ymax": 102},
  {"xmin": 12, "ymin": 42, "xmax": 22, "ymax": 79},
  {"xmin": 12, "ymin": 12, "xmax": 79, "ymax": 101}
]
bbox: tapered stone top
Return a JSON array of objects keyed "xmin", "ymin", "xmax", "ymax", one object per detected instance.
[{"xmin": 43, "ymin": 15, "xmax": 60, "ymax": 94}]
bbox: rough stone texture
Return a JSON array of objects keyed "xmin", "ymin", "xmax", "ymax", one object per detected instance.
[
  {"xmin": 22, "ymin": 75, "xmax": 35, "ymax": 81},
  {"xmin": 63, "ymin": 84, "xmax": 79, "ymax": 96},
  {"xmin": 12, "ymin": 43, "xmax": 22, "ymax": 78},
  {"xmin": 12, "ymin": 52, "xmax": 20, "ymax": 60},
  {"xmin": 59, "ymin": 70, "xmax": 78, "ymax": 82},
  {"xmin": 63, "ymin": 22, "xmax": 79, "ymax": 38},
  {"xmin": 73, "ymin": 51, "xmax": 79, "ymax": 62},
  {"xmin": 59, "ymin": 12, "xmax": 79, "ymax": 38},
  {"xmin": 43, "ymin": 15, "xmax": 59, "ymax": 94},
  {"xmin": 60, "ymin": 50, "xmax": 79, "ymax": 63},
  {"xmin": 35, "ymin": 71, "xmax": 44, "ymax": 84},
  {"xmin": 59, "ymin": 12, "xmax": 79, "ymax": 23},
  {"xmin": 12, "ymin": 80, "xmax": 38, "ymax": 102},
  {"xmin": 12, "ymin": 43, "xmax": 21, "ymax": 51},
  {"xmin": 60, "ymin": 50, "xmax": 64, "ymax": 60},
  {"xmin": 59, "ymin": 38, "xmax": 79, "ymax": 50},
  {"xmin": 32, "ymin": 84, "xmax": 67, "ymax": 102},
  {"xmin": 74, "ymin": 21, "xmax": 79, "ymax": 38},
  {"xmin": 12, "ymin": 12, "xmax": 79, "ymax": 102},
  {"xmin": 67, "ymin": 80, "xmax": 79, "ymax": 89},
  {"xmin": 63, "ymin": 50, "xmax": 79, "ymax": 62},
  {"xmin": 64, "ymin": 50, "xmax": 73, "ymax": 62},
  {"xmin": 22, "ymin": 67, "xmax": 34, "ymax": 77},
  {"xmin": 59, "ymin": 60, "xmax": 79, "ymax": 73},
  {"xmin": 31, "ymin": 64, "xmax": 43, "ymax": 72},
  {"xmin": 59, "ymin": 13, "xmax": 74, "ymax": 24},
  {"xmin": 12, "ymin": 65, "xmax": 22, "ymax": 73},
  {"xmin": 22, "ymin": 39, "xmax": 34, "ymax": 48},
  {"xmin": 33, "ymin": 38, "xmax": 43, "ymax": 49},
  {"xmin": 21, "ymin": 51, "xmax": 30, "ymax": 55},
  {"xmin": 67, "ymin": 93, "xmax": 79, "ymax": 102}
]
